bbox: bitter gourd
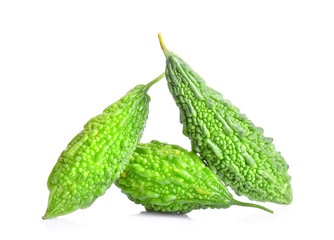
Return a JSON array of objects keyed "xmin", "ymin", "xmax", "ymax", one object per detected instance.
[
  {"xmin": 116, "ymin": 140, "xmax": 273, "ymax": 214},
  {"xmin": 43, "ymin": 73, "xmax": 165, "ymax": 219},
  {"xmin": 158, "ymin": 34, "xmax": 292, "ymax": 204}
]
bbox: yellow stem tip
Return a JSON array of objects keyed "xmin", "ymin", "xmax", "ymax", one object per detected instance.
[{"xmin": 158, "ymin": 33, "xmax": 166, "ymax": 51}]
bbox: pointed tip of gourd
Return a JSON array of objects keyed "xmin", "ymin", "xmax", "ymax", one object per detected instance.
[
  {"xmin": 42, "ymin": 210, "xmax": 59, "ymax": 220},
  {"xmin": 232, "ymin": 199, "xmax": 274, "ymax": 214}
]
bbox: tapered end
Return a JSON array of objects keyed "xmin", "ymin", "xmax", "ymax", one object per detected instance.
[{"xmin": 42, "ymin": 211, "xmax": 53, "ymax": 220}]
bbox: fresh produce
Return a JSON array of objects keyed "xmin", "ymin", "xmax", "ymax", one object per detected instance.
[
  {"xmin": 158, "ymin": 34, "xmax": 292, "ymax": 204},
  {"xmin": 116, "ymin": 140, "xmax": 273, "ymax": 214},
  {"xmin": 43, "ymin": 33, "xmax": 293, "ymax": 220},
  {"xmin": 43, "ymin": 73, "xmax": 164, "ymax": 219}
]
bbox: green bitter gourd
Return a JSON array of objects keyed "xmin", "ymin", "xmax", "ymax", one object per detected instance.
[
  {"xmin": 43, "ymin": 73, "xmax": 165, "ymax": 219},
  {"xmin": 116, "ymin": 140, "xmax": 273, "ymax": 214},
  {"xmin": 158, "ymin": 34, "xmax": 292, "ymax": 204}
]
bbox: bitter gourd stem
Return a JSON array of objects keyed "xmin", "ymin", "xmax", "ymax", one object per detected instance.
[
  {"xmin": 145, "ymin": 72, "xmax": 165, "ymax": 92},
  {"xmin": 158, "ymin": 33, "xmax": 171, "ymax": 57},
  {"xmin": 231, "ymin": 199, "xmax": 274, "ymax": 214},
  {"xmin": 158, "ymin": 33, "xmax": 166, "ymax": 50}
]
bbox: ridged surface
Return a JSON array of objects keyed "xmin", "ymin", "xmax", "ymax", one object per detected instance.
[
  {"xmin": 164, "ymin": 50, "xmax": 292, "ymax": 204},
  {"xmin": 44, "ymin": 85, "xmax": 150, "ymax": 219},
  {"xmin": 116, "ymin": 140, "xmax": 236, "ymax": 214}
]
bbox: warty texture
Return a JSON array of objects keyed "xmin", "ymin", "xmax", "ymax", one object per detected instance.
[
  {"xmin": 116, "ymin": 140, "xmax": 273, "ymax": 214},
  {"xmin": 43, "ymin": 74, "xmax": 164, "ymax": 219},
  {"xmin": 159, "ymin": 35, "xmax": 292, "ymax": 204}
]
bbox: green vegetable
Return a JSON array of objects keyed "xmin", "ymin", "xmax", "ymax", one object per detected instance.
[
  {"xmin": 158, "ymin": 34, "xmax": 292, "ymax": 204},
  {"xmin": 43, "ymin": 73, "xmax": 165, "ymax": 219},
  {"xmin": 116, "ymin": 140, "xmax": 273, "ymax": 214}
]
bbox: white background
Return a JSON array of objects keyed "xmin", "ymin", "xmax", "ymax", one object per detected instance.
[{"xmin": 1, "ymin": 0, "xmax": 333, "ymax": 239}]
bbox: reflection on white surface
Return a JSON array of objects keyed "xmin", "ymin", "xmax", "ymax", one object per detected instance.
[
  {"xmin": 43, "ymin": 218, "xmax": 81, "ymax": 231},
  {"xmin": 132, "ymin": 211, "xmax": 192, "ymax": 220}
]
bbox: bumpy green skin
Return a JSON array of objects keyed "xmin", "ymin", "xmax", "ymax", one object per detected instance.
[
  {"xmin": 116, "ymin": 141, "xmax": 240, "ymax": 214},
  {"xmin": 44, "ymin": 84, "xmax": 151, "ymax": 219},
  {"xmin": 163, "ymin": 50, "xmax": 292, "ymax": 204}
]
